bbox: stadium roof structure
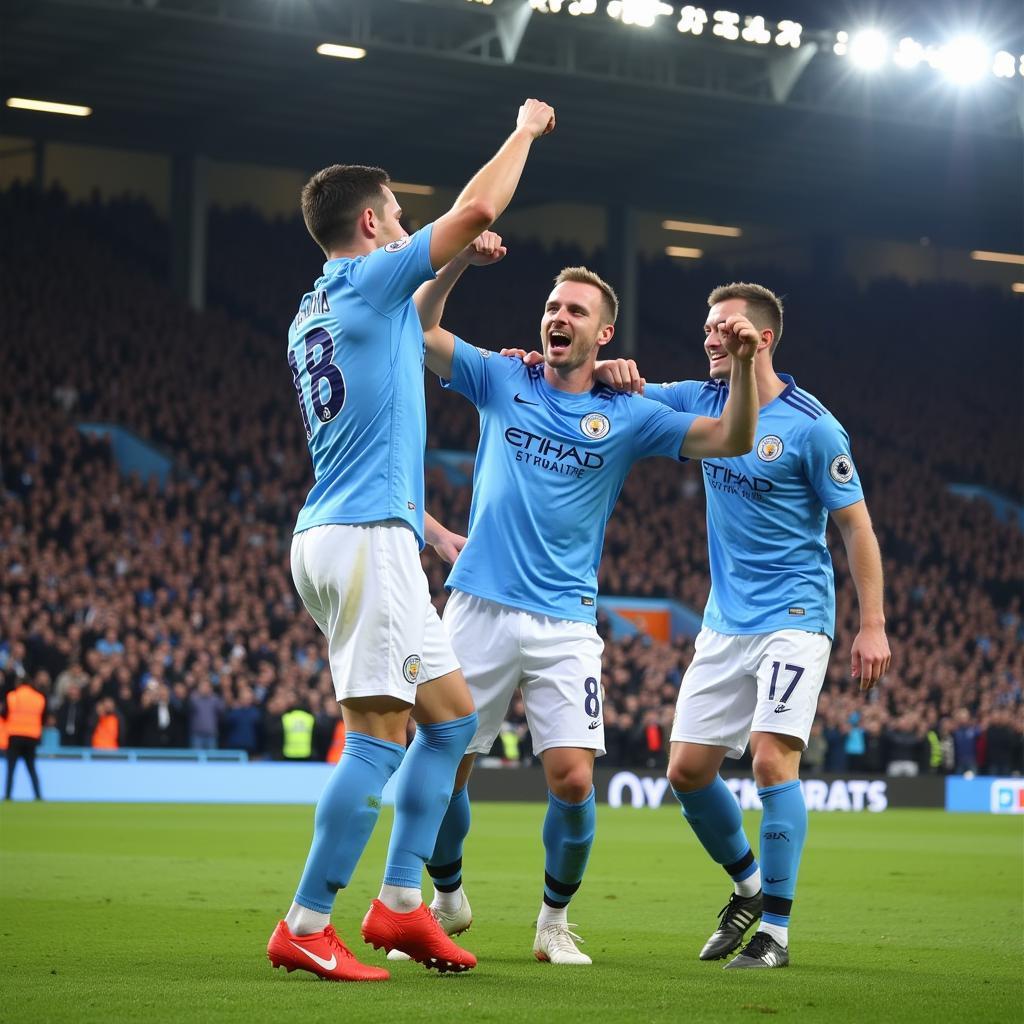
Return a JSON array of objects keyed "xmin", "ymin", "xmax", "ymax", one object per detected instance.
[{"xmin": 2, "ymin": 0, "xmax": 1022, "ymax": 249}]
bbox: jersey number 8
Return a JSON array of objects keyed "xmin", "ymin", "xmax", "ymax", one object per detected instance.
[{"xmin": 288, "ymin": 327, "xmax": 346, "ymax": 438}]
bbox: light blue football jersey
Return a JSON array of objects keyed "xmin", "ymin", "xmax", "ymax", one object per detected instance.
[
  {"xmin": 442, "ymin": 340, "xmax": 698, "ymax": 624},
  {"xmin": 288, "ymin": 227, "xmax": 435, "ymax": 544},
  {"xmin": 644, "ymin": 373, "xmax": 863, "ymax": 638}
]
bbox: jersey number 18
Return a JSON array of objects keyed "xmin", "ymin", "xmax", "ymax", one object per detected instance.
[{"xmin": 288, "ymin": 327, "xmax": 346, "ymax": 439}]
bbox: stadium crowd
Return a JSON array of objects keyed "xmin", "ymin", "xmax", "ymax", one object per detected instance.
[{"xmin": 1, "ymin": 184, "xmax": 1021, "ymax": 775}]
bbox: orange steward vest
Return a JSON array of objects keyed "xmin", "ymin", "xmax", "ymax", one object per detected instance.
[
  {"xmin": 7, "ymin": 685, "xmax": 45, "ymax": 739},
  {"xmin": 92, "ymin": 713, "xmax": 120, "ymax": 749},
  {"xmin": 326, "ymin": 720, "xmax": 346, "ymax": 764}
]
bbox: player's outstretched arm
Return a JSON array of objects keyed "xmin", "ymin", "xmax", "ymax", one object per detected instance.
[
  {"xmin": 429, "ymin": 99, "xmax": 554, "ymax": 271},
  {"xmin": 831, "ymin": 501, "xmax": 891, "ymax": 690},
  {"xmin": 678, "ymin": 314, "xmax": 759, "ymax": 459},
  {"xmin": 424, "ymin": 512, "xmax": 467, "ymax": 565},
  {"xmin": 416, "ymin": 232, "xmax": 506, "ymax": 379}
]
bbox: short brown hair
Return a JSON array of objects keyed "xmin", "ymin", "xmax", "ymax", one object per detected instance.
[
  {"xmin": 707, "ymin": 281, "xmax": 784, "ymax": 353},
  {"xmin": 301, "ymin": 164, "xmax": 390, "ymax": 254},
  {"xmin": 553, "ymin": 266, "xmax": 619, "ymax": 324}
]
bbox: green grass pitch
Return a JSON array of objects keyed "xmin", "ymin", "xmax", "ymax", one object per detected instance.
[{"xmin": 1, "ymin": 801, "xmax": 1021, "ymax": 1024}]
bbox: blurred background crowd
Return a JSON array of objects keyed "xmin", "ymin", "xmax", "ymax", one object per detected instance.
[{"xmin": 1, "ymin": 184, "xmax": 1021, "ymax": 775}]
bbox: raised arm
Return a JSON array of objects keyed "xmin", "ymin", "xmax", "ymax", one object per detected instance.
[
  {"xmin": 416, "ymin": 232, "xmax": 506, "ymax": 379},
  {"xmin": 678, "ymin": 315, "xmax": 759, "ymax": 459},
  {"xmin": 428, "ymin": 99, "xmax": 554, "ymax": 270},
  {"xmin": 830, "ymin": 500, "xmax": 890, "ymax": 690}
]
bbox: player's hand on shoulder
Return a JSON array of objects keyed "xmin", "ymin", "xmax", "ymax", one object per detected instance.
[
  {"xmin": 851, "ymin": 624, "xmax": 891, "ymax": 691},
  {"xmin": 720, "ymin": 315, "xmax": 760, "ymax": 362},
  {"xmin": 517, "ymin": 98, "xmax": 556, "ymax": 139},
  {"xmin": 595, "ymin": 358, "xmax": 645, "ymax": 394},
  {"xmin": 462, "ymin": 231, "xmax": 507, "ymax": 267},
  {"xmin": 499, "ymin": 348, "xmax": 544, "ymax": 366},
  {"xmin": 431, "ymin": 530, "xmax": 467, "ymax": 566}
]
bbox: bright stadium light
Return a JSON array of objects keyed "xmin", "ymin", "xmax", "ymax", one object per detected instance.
[
  {"xmin": 774, "ymin": 19, "xmax": 802, "ymax": 48},
  {"xmin": 1012, "ymin": 283, "xmax": 1024, "ymax": 294},
  {"xmin": 607, "ymin": 1, "xmax": 673, "ymax": 27},
  {"xmin": 568, "ymin": 0, "xmax": 597, "ymax": 13},
  {"xmin": 666, "ymin": 245, "xmax": 704, "ymax": 259},
  {"xmin": 848, "ymin": 30, "xmax": 889, "ymax": 70},
  {"xmin": 893, "ymin": 37, "xmax": 925, "ymax": 69},
  {"xmin": 316, "ymin": 43, "xmax": 366, "ymax": 60},
  {"xmin": 677, "ymin": 5, "xmax": 708, "ymax": 34},
  {"xmin": 741, "ymin": 15, "xmax": 771, "ymax": 45},
  {"xmin": 937, "ymin": 36, "xmax": 990, "ymax": 84},
  {"xmin": 971, "ymin": 250, "xmax": 1024, "ymax": 266},
  {"xmin": 712, "ymin": 10, "xmax": 740, "ymax": 40},
  {"xmin": 6, "ymin": 96, "xmax": 92, "ymax": 117},
  {"xmin": 833, "ymin": 31, "xmax": 848, "ymax": 56},
  {"xmin": 662, "ymin": 219, "xmax": 742, "ymax": 237},
  {"xmin": 992, "ymin": 51, "xmax": 1016, "ymax": 78}
]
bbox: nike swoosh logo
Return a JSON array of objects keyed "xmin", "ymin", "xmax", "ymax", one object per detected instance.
[
  {"xmin": 774, "ymin": 707, "xmax": 792, "ymax": 714},
  {"xmin": 588, "ymin": 721, "xmax": 602, "ymax": 730},
  {"xmin": 765, "ymin": 876, "xmax": 789, "ymax": 884},
  {"xmin": 288, "ymin": 941, "xmax": 337, "ymax": 971},
  {"xmin": 513, "ymin": 393, "xmax": 538, "ymax": 405}
]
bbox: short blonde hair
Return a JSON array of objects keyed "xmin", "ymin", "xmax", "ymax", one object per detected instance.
[
  {"xmin": 553, "ymin": 266, "xmax": 619, "ymax": 325},
  {"xmin": 708, "ymin": 281, "xmax": 784, "ymax": 353}
]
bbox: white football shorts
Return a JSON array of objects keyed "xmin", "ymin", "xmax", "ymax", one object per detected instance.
[
  {"xmin": 443, "ymin": 590, "xmax": 606, "ymax": 757},
  {"xmin": 290, "ymin": 521, "xmax": 459, "ymax": 704},
  {"xmin": 670, "ymin": 627, "xmax": 832, "ymax": 758}
]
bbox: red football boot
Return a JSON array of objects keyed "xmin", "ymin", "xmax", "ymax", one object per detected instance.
[
  {"xmin": 361, "ymin": 900, "xmax": 477, "ymax": 973},
  {"xmin": 267, "ymin": 920, "xmax": 389, "ymax": 981}
]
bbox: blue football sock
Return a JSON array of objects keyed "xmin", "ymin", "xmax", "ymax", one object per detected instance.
[
  {"xmin": 294, "ymin": 731, "xmax": 404, "ymax": 914},
  {"xmin": 426, "ymin": 785, "xmax": 471, "ymax": 891},
  {"xmin": 673, "ymin": 776, "xmax": 759, "ymax": 883},
  {"xmin": 383, "ymin": 712, "xmax": 478, "ymax": 889},
  {"xmin": 758, "ymin": 780, "xmax": 807, "ymax": 929},
  {"xmin": 542, "ymin": 788, "xmax": 597, "ymax": 908}
]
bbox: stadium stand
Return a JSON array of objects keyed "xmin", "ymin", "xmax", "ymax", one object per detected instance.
[{"xmin": 1, "ymin": 183, "xmax": 1021, "ymax": 773}]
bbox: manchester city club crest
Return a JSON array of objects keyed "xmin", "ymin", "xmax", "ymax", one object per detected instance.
[
  {"xmin": 757, "ymin": 435, "xmax": 784, "ymax": 461},
  {"xmin": 580, "ymin": 412, "xmax": 611, "ymax": 439},
  {"xmin": 830, "ymin": 454, "xmax": 855, "ymax": 483},
  {"xmin": 402, "ymin": 655, "xmax": 422, "ymax": 683}
]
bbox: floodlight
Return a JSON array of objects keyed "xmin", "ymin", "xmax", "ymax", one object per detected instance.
[
  {"xmin": 848, "ymin": 30, "xmax": 889, "ymax": 71},
  {"xmin": 665, "ymin": 246, "xmax": 704, "ymax": 259},
  {"xmin": 938, "ymin": 36, "xmax": 989, "ymax": 84},
  {"xmin": 316, "ymin": 43, "xmax": 366, "ymax": 60},
  {"xmin": 6, "ymin": 97, "xmax": 91, "ymax": 116},
  {"xmin": 893, "ymin": 37, "xmax": 924, "ymax": 69}
]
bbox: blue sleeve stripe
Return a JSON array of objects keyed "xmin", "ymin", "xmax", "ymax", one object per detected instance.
[
  {"xmin": 781, "ymin": 394, "xmax": 821, "ymax": 419},
  {"xmin": 794, "ymin": 388, "xmax": 827, "ymax": 415}
]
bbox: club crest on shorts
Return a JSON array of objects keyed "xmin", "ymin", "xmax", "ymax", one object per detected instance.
[
  {"xmin": 829, "ymin": 454, "xmax": 855, "ymax": 483},
  {"xmin": 385, "ymin": 237, "xmax": 410, "ymax": 253},
  {"xmin": 757, "ymin": 435, "xmax": 784, "ymax": 461},
  {"xmin": 580, "ymin": 412, "xmax": 611, "ymax": 439},
  {"xmin": 402, "ymin": 655, "xmax": 422, "ymax": 683}
]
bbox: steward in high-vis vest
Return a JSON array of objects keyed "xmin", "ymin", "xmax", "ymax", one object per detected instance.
[
  {"xmin": 282, "ymin": 707, "xmax": 315, "ymax": 761},
  {"xmin": 91, "ymin": 697, "xmax": 122, "ymax": 750},
  {"xmin": 3, "ymin": 680, "xmax": 47, "ymax": 800}
]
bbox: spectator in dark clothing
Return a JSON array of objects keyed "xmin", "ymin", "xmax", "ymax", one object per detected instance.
[
  {"xmin": 984, "ymin": 711, "xmax": 1019, "ymax": 775},
  {"xmin": 861, "ymin": 719, "xmax": 886, "ymax": 774},
  {"xmin": 825, "ymin": 717, "xmax": 849, "ymax": 772},
  {"xmin": 952, "ymin": 708, "xmax": 981, "ymax": 773},
  {"xmin": 885, "ymin": 714, "xmax": 923, "ymax": 776},
  {"xmin": 223, "ymin": 687, "xmax": 262, "ymax": 755},
  {"xmin": 55, "ymin": 683, "xmax": 88, "ymax": 747},
  {"xmin": 188, "ymin": 679, "xmax": 223, "ymax": 750},
  {"xmin": 136, "ymin": 684, "xmax": 186, "ymax": 748}
]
